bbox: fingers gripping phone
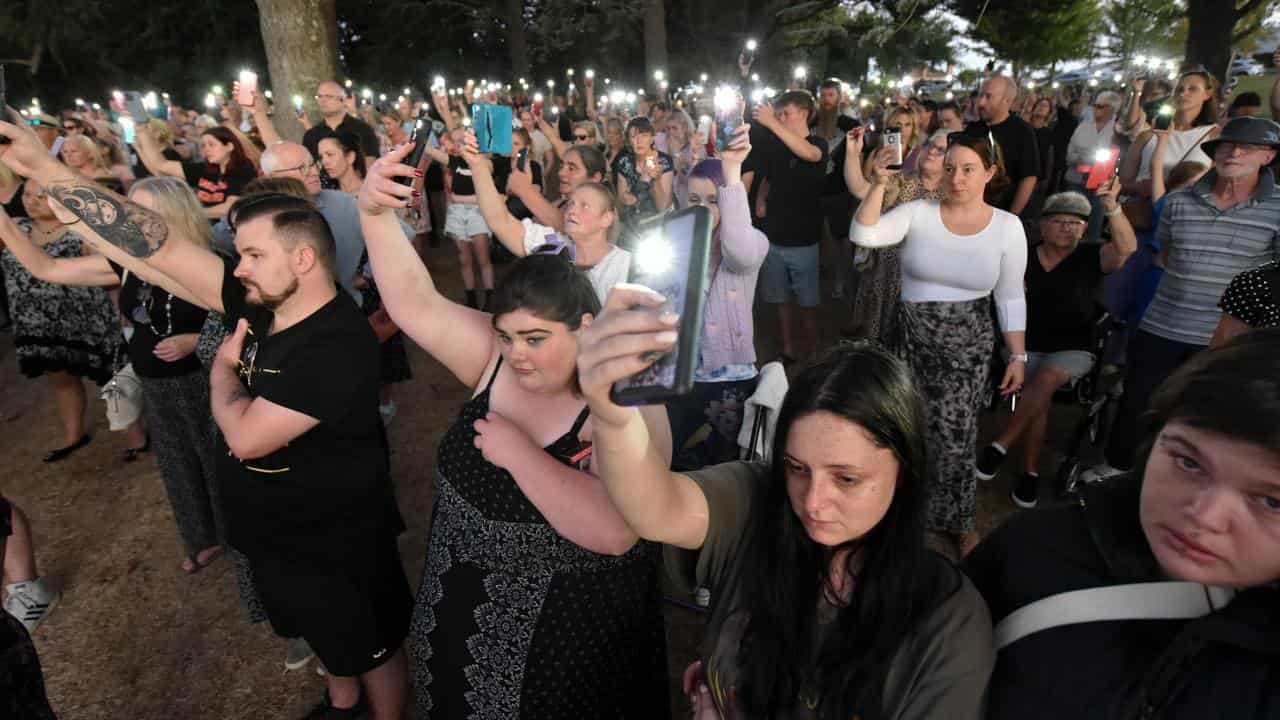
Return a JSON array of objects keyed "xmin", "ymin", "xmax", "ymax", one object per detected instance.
[
  {"xmin": 610, "ymin": 205, "xmax": 713, "ymax": 406},
  {"xmin": 396, "ymin": 119, "xmax": 427, "ymax": 188},
  {"xmin": 1085, "ymin": 148, "xmax": 1120, "ymax": 190},
  {"xmin": 471, "ymin": 103, "xmax": 513, "ymax": 155},
  {"xmin": 883, "ymin": 129, "xmax": 903, "ymax": 170}
]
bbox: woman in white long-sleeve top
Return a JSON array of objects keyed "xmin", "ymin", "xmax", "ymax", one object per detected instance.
[{"xmin": 851, "ymin": 131, "xmax": 1028, "ymax": 557}]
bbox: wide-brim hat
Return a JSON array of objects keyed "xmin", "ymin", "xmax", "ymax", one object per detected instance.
[{"xmin": 1201, "ymin": 116, "xmax": 1280, "ymax": 157}]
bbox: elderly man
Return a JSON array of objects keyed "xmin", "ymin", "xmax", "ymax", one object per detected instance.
[
  {"xmin": 976, "ymin": 186, "xmax": 1136, "ymax": 507},
  {"xmin": 968, "ymin": 75, "xmax": 1041, "ymax": 216},
  {"xmin": 1087, "ymin": 116, "xmax": 1280, "ymax": 482},
  {"xmin": 1064, "ymin": 90, "xmax": 1122, "ymax": 241},
  {"xmin": 302, "ymin": 80, "xmax": 380, "ymax": 160}
]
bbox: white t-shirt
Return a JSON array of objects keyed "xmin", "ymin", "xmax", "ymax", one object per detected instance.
[
  {"xmin": 851, "ymin": 199, "xmax": 1028, "ymax": 332},
  {"xmin": 1137, "ymin": 125, "xmax": 1215, "ymax": 182},
  {"xmin": 520, "ymin": 219, "xmax": 632, "ymax": 304}
]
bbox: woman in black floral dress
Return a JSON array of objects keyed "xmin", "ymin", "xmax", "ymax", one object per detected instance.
[{"xmin": 0, "ymin": 182, "xmax": 119, "ymax": 461}]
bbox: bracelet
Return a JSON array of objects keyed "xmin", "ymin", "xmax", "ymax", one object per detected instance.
[
  {"xmin": 1104, "ymin": 206, "xmax": 1122, "ymax": 217},
  {"xmin": 1009, "ymin": 353, "xmax": 1029, "ymax": 363}
]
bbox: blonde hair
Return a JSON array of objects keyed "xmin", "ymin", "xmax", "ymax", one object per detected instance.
[
  {"xmin": 62, "ymin": 134, "xmax": 109, "ymax": 173},
  {"xmin": 129, "ymin": 177, "xmax": 214, "ymax": 250},
  {"xmin": 146, "ymin": 119, "xmax": 175, "ymax": 147},
  {"xmin": 0, "ymin": 159, "xmax": 14, "ymax": 186}
]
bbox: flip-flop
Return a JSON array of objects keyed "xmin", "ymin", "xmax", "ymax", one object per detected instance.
[
  {"xmin": 124, "ymin": 436, "xmax": 150, "ymax": 462},
  {"xmin": 43, "ymin": 434, "xmax": 92, "ymax": 463},
  {"xmin": 195, "ymin": 545, "xmax": 224, "ymax": 570}
]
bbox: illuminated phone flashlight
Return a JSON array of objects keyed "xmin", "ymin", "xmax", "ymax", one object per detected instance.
[
  {"xmin": 638, "ymin": 89, "xmax": 646, "ymax": 96},
  {"xmin": 1026, "ymin": 80, "xmax": 1036, "ymax": 90},
  {"xmin": 1167, "ymin": 71, "xmax": 1177, "ymax": 80},
  {"xmin": 566, "ymin": 68, "xmax": 575, "ymax": 78},
  {"xmin": 900, "ymin": 74, "xmax": 912, "ymax": 87},
  {"xmin": 1158, "ymin": 104, "xmax": 1174, "ymax": 119},
  {"xmin": 625, "ymin": 92, "xmax": 637, "ymax": 104},
  {"xmin": 633, "ymin": 231, "xmax": 675, "ymax": 276},
  {"xmin": 402, "ymin": 87, "xmax": 411, "ymax": 96},
  {"xmin": 943, "ymin": 92, "xmax": 953, "ymax": 101},
  {"xmin": 569, "ymin": 82, "xmax": 576, "ymax": 91},
  {"xmin": 75, "ymin": 98, "xmax": 85, "ymax": 107},
  {"xmin": 92, "ymin": 103, "xmax": 101, "ymax": 110},
  {"xmin": 294, "ymin": 95, "xmax": 304, "ymax": 111},
  {"xmin": 432, "ymin": 75, "xmax": 446, "ymax": 90},
  {"xmin": 379, "ymin": 93, "xmax": 387, "ymax": 101},
  {"xmin": 204, "ymin": 93, "xmax": 217, "ymax": 109},
  {"xmin": 1094, "ymin": 148, "xmax": 1113, "ymax": 164},
  {"xmin": 585, "ymin": 69, "xmax": 595, "ymax": 80},
  {"xmin": 793, "ymin": 66, "xmax": 807, "ymax": 81},
  {"xmin": 143, "ymin": 91, "xmax": 158, "ymax": 110},
  {"xmin": 714, "ymin": 86, "xmax": 738, "ymax": 113},
  {"xmin": 361, "ymin": 88, "xmax": 372, "ymax": 99},
  {"xmin": 212, "ymin": 84, "xmax": 224, "ymax": 96},
  {"xmin": 654, "ymin": 70, "xmax": 665, "ymax": 82},
  {"xmin": 462, "ymin": 116, "xmax": 472, "ymax": 127},
  {"xmin": 239, "ymin": 69, "xmax": 257, "ymax": 90},
  {"xmin": 763, "ymin": 87, "xmax": 777, "ymax": 99},
  {"xmin": 750, "ymin": 89, "xmax": 765, "ymax": 104},
  {"xmin": 1088, "ymin": 78, "xmax": 1098, "ymax": 87},
  {"xmin": 546, "ymin": 79, "xmax": 555, "ymax": 89},
  {"xmin": 604, "ymin": 78, "xmax": 611, "ymax": 85},
  {"xmin": 1112, "ymin": 73, "xmax": 1123, "ymax": 84},
  {"xmin": 344, "ymin": 79, "xmax": 353, "ymax": 88},
  {"xmin": 112, "ymin": 90, "xmax": 124, "ymax": 103},
  {"xmin": 745, "ymin": 39, "xmax": 758, "ymax": 52},
  {"xmin": 1052, "ymin": 81, "xmax": 1060, "ymax": 89},
  {"xmin": 751, "ymin": 73, "xmax": 759, "ymax": 83},
  {"xmin": 533, "ymin": 92, "xmax": 544, "ymax": 103},
  {"xmin": 264, "ymin": 90, "xmax": 273, "ymax": 99},
  {"xmin": 659, "ymin": 80, "xmax": 669, "ymax": 90},
  {"xmin": 610, "ymin": 90, "xmax": 625, "ymax": 104},
  {"xmin": 699, "ymin": 73, "xmax": 708, "ymax": 83}
]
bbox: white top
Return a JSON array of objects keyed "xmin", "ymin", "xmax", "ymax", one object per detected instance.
[
  {"xmin": 1137, "ymin": 125, "xmax": 1215, "ymax": 181},
  {"xmin": 850, "ymin": 199, "xmax": 1028, "ymax": 332},
  {"xmin": 521, "ymin": 219, "xmax": 632, "ymax": 304},
  {"xmin": 1064, "ymin": 117, "xmax": 1117, "ymax": 184}
]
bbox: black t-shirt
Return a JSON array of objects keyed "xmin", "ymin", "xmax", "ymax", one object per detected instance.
[
  {"xmin": 181, "ymin": 161, "xmax": 256, "ymax": 208},
  {"xmin": 215, "ymin": 262, "xmax": 402, "ymax": 567},
  {"xmin": 755, "ymin": 132, "xmax": 829, "ymax": 247},
  {"xmin": 1025, "ymin": 244, "xmax": 1103, "ymax": 353},
  {"xmin": 1033, "ymin": 126, "xmax": 1054, "ymax": 181},
  {"xmin": 448, "ymin": 155, "xmax": 477, "ymax": 196},
  {"xmin": 967, "ymin": 114, "xmax": 1040, "ymax": 211},
  {"xmin": 302, "ymin": 114, "xmax": 381, "ymax": 160},
  {"xmin": 1051, "ymin": 106, "xmax": 1079, "ymax": 172},
  {"xmin": 1, "ymin": 180, "xmax": 27, "ymax": 219},
  {"xmin": 491, "ymin": 157, "xmax": 545, "ymax": 221},
  {"xmin": 109, "ymin": 262, "xmax": 209, "ymax": 378}
]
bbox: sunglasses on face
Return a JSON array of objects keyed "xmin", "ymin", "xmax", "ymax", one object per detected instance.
[{"xmin": 573, "ymin": 134, "xmax": 591, "ymax": 141}]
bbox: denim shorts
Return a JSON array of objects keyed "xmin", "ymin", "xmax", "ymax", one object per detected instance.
[
  {"xmin": 759, "ymin": 243, "xmax": 820, "ymax": 308},
  {"xmin": 445, "ymin": 203, "xmax": 490, "ymax": 239},
  {"xmin": 1027, "ymin": 350, "xmax": 1096, "ymax": 383}
]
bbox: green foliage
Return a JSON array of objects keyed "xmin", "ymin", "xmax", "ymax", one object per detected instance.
[
  {"xmin": 951, "ymin": 0, "xmax": 1105, "ymax": 72},
  {"xmin": 1106, "ymin": 0, "xmax": 1186, "ymax": 62}
]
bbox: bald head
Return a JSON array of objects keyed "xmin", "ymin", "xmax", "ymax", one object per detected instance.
[
  {"xmin": 318, "ymin": 81, "xmax": 344, "ymax": 97},
  {"xmin": 977, "ymin": 75, "xmax": 1016, "ymax": 124},
  {"xmin": 315, "ymin": 81, "xmax": 347, "ymax": 121},
  {"xmin": 261, "ymin": 142, "xmax": 323, "ymax": 196}
]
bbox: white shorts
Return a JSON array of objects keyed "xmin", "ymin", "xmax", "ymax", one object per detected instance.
[
  {"xmin": 445, "ymin": 203, "xmax": 489, "ymax": 240},
  {"xmin": 1026, "ymin": 350, "xmax": 1096, "ymax": 384}
]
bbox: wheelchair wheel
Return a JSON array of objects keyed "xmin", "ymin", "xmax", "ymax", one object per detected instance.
[{"xmin": 1057, "ymin": 458, "xmax": 1081, "ymax": 498}]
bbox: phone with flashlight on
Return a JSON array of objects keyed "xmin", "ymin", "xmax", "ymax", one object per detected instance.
[
  {"xmin": 610, "ymin": 205, "xmax": 714, "ymax": 406},
  {"xmin": 713, "ymin": 87, "xmax": 743, "ymax": 152},
  {"xmin": 1085, "ymin": 148, "xmax": 1120, "ymax": 190}
]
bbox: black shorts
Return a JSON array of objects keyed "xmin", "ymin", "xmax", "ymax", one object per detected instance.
[
  {"xmin": 0, "ymin": 495, "xmax": 11, "ymax": 538},
  {"xmin": 251, "ymin": 534, "xmax": 412, "ymax": 677}
]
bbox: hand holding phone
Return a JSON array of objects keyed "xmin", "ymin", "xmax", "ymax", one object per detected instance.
[
  {"xmin": 396, "ymin": 120, "xmax": 427, "ymax": 188},
  {"xmin": 1085, "ymin": 147, "xmax": 1120, "ymax": 190},
  {"xmin": 237, "ymin": 71, "xmax": 258, "ymax": 107},
  {"xmin": 472, "ymin": 103, "xmax": 514, "ymax": 155},
  {"xmin": 123, "ymin": 91, "xmax": 150, "ymax": 124},
  {"xmin": 883, "ymin": 129, "xmax": 904, "ymax": 170}
]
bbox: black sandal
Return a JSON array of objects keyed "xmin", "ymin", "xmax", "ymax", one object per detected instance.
[
  {"xmin": 43, "ymin": 434, "xmax": 91, "ymax": 463},
  {"xmin": 123, "ymin": 435, "xmax": 150, "ymax": 463}
]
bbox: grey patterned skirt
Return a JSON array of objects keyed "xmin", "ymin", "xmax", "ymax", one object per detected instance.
[{"xmin": 895, "ymin": 297, "xmax": 994, "ymax": 534}]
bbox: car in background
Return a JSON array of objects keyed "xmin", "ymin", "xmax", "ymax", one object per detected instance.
[{"xmin": 1230, "ymin": 58, "xmax": 1265, "ymax": 77}]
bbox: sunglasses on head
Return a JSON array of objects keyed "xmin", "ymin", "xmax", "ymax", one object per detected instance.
[
  {"xmin": 531, "ymin": 238, "xmax": 577, "ymax": 264},
  {"xmin": 573, "ymin": 133, "xmax": 591, "ymax": 141},
  {"xmin": 946, "ymin": 130, "xmax": 998, "ymax": 166}
]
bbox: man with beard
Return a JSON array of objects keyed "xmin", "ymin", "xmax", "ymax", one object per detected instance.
[
  {"xmin": 0, "ymin": 117, "xmax": 411, "ymax": 720},
  {"xmin": 812, "ymin": 78, "xmax": 860, "ymax": 298}
]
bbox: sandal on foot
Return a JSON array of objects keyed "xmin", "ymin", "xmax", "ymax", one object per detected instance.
[
  {"xmin": 195, "ymin": 545, "xmax": 224, "ymax": 570},
  {"xmin": 124, "ymin": 436, "xmax": 150, "ymax": 462},
  {"xmin": 44, "ymin": 434, "xmax": 91, "ymax": 463}
]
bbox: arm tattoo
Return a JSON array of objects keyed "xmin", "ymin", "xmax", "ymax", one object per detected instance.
[{"xmin": 45, "ymin": 182, "xmax": 169, "ymax": 258}]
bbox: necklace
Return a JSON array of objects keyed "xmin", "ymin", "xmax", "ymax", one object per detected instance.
[{"xmin": 122, "ymin": 269, "xmax": 174, "ymax": 337}]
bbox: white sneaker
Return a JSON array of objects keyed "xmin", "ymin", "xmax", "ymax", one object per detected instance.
[
  {"xmin": 285, "ymin": 636, "xmax": 315, "ymax": 671},
  {"xmin": 4, "ymin": 578, "xmax": 60, "ymax": 634},
  {"xmin": 1077, "ymin": 463, "xmax": 1127, "ymax": 486}
]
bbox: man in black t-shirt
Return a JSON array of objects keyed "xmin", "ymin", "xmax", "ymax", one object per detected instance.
[
  {"xmin": 745, "ymin": 90, "xmax": 829, "ymax": 362},
  {"xmin": 303, "ymin": 81, "xmax": 381, "ymax": 165},
  {"xmin": 811, "ymin": 79, "xmax": 861, "ymax": 299},
  {"xmin": 967, "ymin": 76, "xmax": 1041, "ymax": 216},
  {"xmin": 975, "ymin": 190, "xmax": 1136, "ymax": 508}
]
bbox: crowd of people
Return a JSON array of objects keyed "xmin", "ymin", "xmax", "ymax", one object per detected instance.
[{"xmin": 1, "ymin": 45, "xmax": 1278, "ymax": 720}]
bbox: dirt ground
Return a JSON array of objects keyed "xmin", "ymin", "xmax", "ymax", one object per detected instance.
[{"xmin": 1, "ymin": 237, "xmax": 1090, "ymax": 718}]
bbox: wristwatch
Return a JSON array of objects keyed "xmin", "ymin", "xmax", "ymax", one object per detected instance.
[{"xmin": 1009, "ymin": 353, "xmax": 1029, "ymax": 363}]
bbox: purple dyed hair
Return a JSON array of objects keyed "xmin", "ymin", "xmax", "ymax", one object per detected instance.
[{"xmin": 688, "ymin": 158, "xmax": 726, "ymax": 189}]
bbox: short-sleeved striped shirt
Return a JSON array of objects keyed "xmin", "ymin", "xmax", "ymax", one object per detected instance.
[{"xmin": 1140, "ymin": 170, "xmax": 1280, "ymax": 346}]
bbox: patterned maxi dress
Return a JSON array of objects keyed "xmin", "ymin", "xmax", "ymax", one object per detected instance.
[{"xmin": 408, "ymin": 357, "xmax": 670, "ymax": 719}]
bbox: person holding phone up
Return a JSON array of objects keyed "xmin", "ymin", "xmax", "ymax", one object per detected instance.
[
  {"xmin": 358, "ymin": 143, "xmax": 674, "ymax": 718},
  {"xmin": 133, "ymin": 123, "xmax": 256, "ymax": 220},
  {"xmin": 852, "ymin": 132, "xmax": 1028, "ymax": 558},
  {"xmin": 576, "ymin": 324, "xmax": 994, "ymax": 718},
  {"xmin": 615, "ymin": 116, "xmax": 675, "ymax": 234}
]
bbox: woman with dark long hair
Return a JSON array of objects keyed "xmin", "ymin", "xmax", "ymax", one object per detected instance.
[
  {"xmin": 134, "ymin": 124, "xmax": 256, "ymax": 220},
  {"xmin": 967, "ymin": 328, "xmax": 1280, "ymax": 719},
  {"xmin": 317, "ymin": 131, "xmax": 368, "ymax": 197},
  {"xmin": 577, "ymin": 326, "xmax": 994, "ymax": 719}
]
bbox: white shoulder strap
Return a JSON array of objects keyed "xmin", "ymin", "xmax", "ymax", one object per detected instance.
[{"xmin": 995, "ymin": 582, "xmax": 1236, "ymax": 651}]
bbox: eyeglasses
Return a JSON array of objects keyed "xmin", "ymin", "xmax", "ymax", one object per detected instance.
[
  {"xmin": 573, "ymin": 134, "xmax": 591, "ymax": 141},
  {"xmin": 1046, "ymin": 217, "xmax": 1086, "ymax": 228},
  {"xmin": 925, "ymin": 143, "xmax": 947, "ymax": 155},
  {"xmin": 531, "ymin": 238, "xmax": 577, "ymax": 264},
  {"xmin": 274, "ymin": 159, "xmax": 319, "ymax": 176},
  {"xmin": 947, "ymin": 130, "xmax": 999, "ymax": 166}
]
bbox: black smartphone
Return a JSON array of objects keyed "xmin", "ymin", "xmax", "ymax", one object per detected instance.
[
  {"xmin": 610, "ymin": 205, "xmax": 713, "ymax": 406},
  {"xmin": 123, "ymin": 91, "xmax": 149, "ymax": 124},
  {"xmin": 0, "ymin": 65, "xmax": 9, "ymax": 145},
  {"xmin": 516, "ymin": 147, "xmax": 528, "ymax": 172},
  {"xmin": 1153, "ymin": 104, "xmax": 1173, "ymax": 131},
  {"xmin": 396, "ymin": 119, "xmax": 427, "ymax": 188}
]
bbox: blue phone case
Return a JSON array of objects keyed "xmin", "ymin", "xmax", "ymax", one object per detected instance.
[{"xmin": 472, "ymin": 103, "xmax": 513, "ymax": 155}]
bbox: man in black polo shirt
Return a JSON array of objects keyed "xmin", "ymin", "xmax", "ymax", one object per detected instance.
[
  {"xmin": 968, "ymin": 75, "xmax": 1041, "ymax": 216},
  {"xmin": 745, "ymin": 90, "xmax": 829, "ymax": 362},
  {"xmin": 975, "ymin": 188, "xmax": 1136, "ymax": 508},
  {"xmin": 303, "ymin": 80, "xmax": 381, "ymax": 160},
  {"xmin": 0, "ymin": 111, "xmax": 411, "ymax": 717}
]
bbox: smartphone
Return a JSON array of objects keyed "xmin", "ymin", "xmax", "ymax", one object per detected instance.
[
  {"xmin": 237, "ymin": 71, "xmax": 258, "ymax": 106},
  {"xmin": 472, "ymin": 103, "xmax": 514, "ymax": 155},
  {"xmin": 0, "ymin": 65, "xmax": 8, "ymax": 145},
  {"xmin": 1085, "ymin": 147, "xmax": 1120, "ymax": 190},
  {"xmin": 516, "ymin": 147, "xmax": 528, "ymax": 172},
  {"xmin": 1153, "ymin": 104, "xmax": 1174, "ymax": 130},
  {"xmin": 610, "ymin": 205, "xmax": 714, "ymax": 406},
  {"xmin": 123, "ymin": 91, "xmax": 149, "ymax": 124},
  {"xmin": 697, "ymin": 115, "xmax": 712, "ymax": 139},
  {"xmin": 120, "ymin": 116, "xmax": 136, "ymax": 145},
  {"xmin": 714, "ymin": 89, "xmax": 742, "ymax": 152},
  {"xmin": 741, "ymin": 39, "xmax": 758, "ymax": 66},
  {"xmin": 883, "ymin": 129, "xmax": 903, "ymax": 170},
  {"xmin": 396, "ymin": 119, "xmax": 427, "ymax": 188}
]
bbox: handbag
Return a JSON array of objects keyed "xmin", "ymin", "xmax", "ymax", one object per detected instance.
[{"xmin": 101, "ymin": 363, "xmax": 144, "ymax": 431}]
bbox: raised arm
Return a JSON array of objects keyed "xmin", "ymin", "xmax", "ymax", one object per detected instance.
[
  {"xmin": 576, "ymin": 286, "xmax": 715, "ymax": 550},
  {"xmin": 842, "ymin": 128, "xmax": 873, "ymax": 200},
  {"xmin": 1149, "ymin": 130, "xmax": 1171, "ymax": 202},
  {"xmin": 716, "ymin": 126, "xmax": 768, "ymax": 273},
  {"xmin": 751, "ymin": 104, "xmax": 821, "ymax": 163},
  {"xmin": 432, "ymin": 89, "xmax": 458, "ymax": 131},
  {"xmin": 234, "ymin": 82, "xmax": 282, "ymax": 147},
  {"xmin": 505, "ymin": 159, "xmax": 562, "ymax": 230},
  {"xmin": 0, "ymin": 209, "xmax": 117, "ymax": 287},
  {"xmin": 134, "ymin": 123, "xmax": 184, "ymax": 179},
  {"xmin": 1096, "ymin": 178, "xmax": 1137, "ymax": 274},
  {"xmin": 1123, "ymin": 78, "xmax": 1146, "ymax": 134},
  {"xmin": 359, "ymin": 143, "xmax": 497, "ymax": 388},
  {"xmin": 538, "ymin": 114, "xmax": 570, "ymax": 161},
  {"xmin": 459, "ymin": 133, "xmax": 531, "ymax": 257},
  {"xmin": 851, "ymin": 154, "xmax": 912, "ymax": 247}
]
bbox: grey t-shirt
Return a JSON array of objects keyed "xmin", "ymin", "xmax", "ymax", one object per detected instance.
[{"xmin": 666, "ymin": 461, "xmax": 995, "ymax": 719}]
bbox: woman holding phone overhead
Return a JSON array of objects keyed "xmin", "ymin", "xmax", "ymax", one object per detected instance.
[
  {"xmin": 133, "ymin": 124, "xmax": 256, "ymax": 220},
  {"xmin": 576, "ymin": 329, "xmax": 994, "ymax": 719},
  {"xmin": 851, "ymin": 132, "xmax": 1027, "ymax": 558},
  {"xmin": 359, "ymin": 142, "xmax": 673, "ymax": 718},
  {"xmin": 421, "ymin": 128, "xmax": 494, "ymax": 309}
]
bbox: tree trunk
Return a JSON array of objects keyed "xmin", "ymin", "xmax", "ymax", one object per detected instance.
[
  {"xmin": 644, "ymin": 0, "xmax": 668, "ymax": 90},
  {"xmin": 504, "ymin": 0, "xmax": 530, "ymax": 80},
  {"xmin": 254, "ymin": 0, "xmax": 340, "ymax": 142},
  {"xmin": 1184, "ymin": 0, "xmax": 1237, "ymax": 83}
]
